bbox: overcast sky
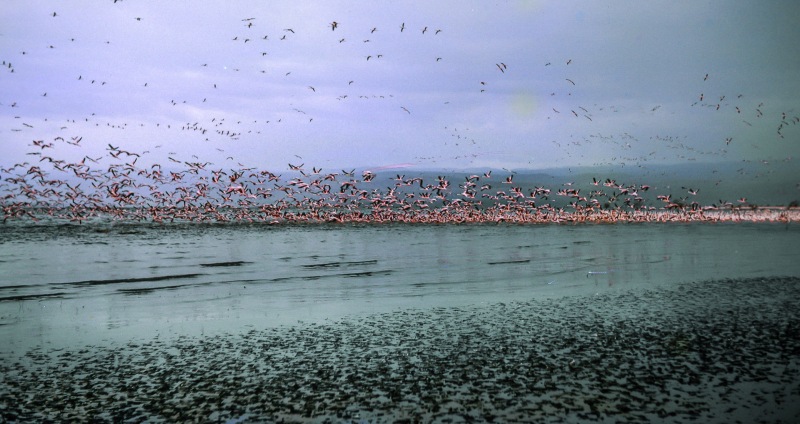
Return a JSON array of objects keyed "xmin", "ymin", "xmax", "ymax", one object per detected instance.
[{"xmin": 2, "ymin": 1, "xmax": 799, "ymax": 173}]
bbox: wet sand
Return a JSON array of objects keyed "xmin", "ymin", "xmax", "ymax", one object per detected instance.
[{"xmin": 2, "ymin": 276, "xmax": 799, "ymax": 423}]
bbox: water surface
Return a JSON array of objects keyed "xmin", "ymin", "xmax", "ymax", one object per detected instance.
[{"xmin": 2, "ymin": 222, "xmax": 798, "ymax": 356}]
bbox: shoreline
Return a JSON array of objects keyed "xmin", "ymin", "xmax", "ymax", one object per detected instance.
[
  {"xmin": 2, "ymin": 276, "xmax": 799, "ymax": 423},
  {"xmin": 3, "ymin": 205, "xmax": 799, "ymax": 225}
]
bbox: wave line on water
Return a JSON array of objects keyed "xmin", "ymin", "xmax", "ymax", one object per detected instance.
[
  {"xmin": 487, "ymin": 259, "xmax": 531, "ymax": 265},
  {"xmin": 302, "ymin": 259, "xmax": 379, "ymax": 269},
  {"xmin": 199, "ymin": 261, "xmax": 252, "ymax": 268},
  {"xmin": 0, "ymin": 292, "xmax": 68, "ymax": 302},
  {"xmin": 65, "ymin": 273, "xmax": 206, "ymax": 287}
]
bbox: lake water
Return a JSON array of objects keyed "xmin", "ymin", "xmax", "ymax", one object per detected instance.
[
  {"xmin": 2, "ymin": 221, "xmax": 798, "ymax": 356},
  {"xmin": 2, "ymin": 222, "xmax": 800, "ymax": 422}
]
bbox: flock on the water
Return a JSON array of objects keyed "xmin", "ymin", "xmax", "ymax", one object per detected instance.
[
  {"xmin": 1, "ymin": 137, "xmax": 796, "ymax": 224},
  {"xmin": 2, "ymin": 7, "xmax": 799, "ymax": 225}
]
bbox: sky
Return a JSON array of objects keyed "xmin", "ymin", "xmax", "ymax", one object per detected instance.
[{"xmin": 2, "ymin": 0, "xmax": 800, "ymax": 173}]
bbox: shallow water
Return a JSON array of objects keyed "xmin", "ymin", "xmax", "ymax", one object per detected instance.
[
  {"xmin": 2, "ymin": 222, "xmax": 800, "ymax": 422},
  {"xmin": 1, "ymin": 221, "xmax": 799, "ymax": 356}
]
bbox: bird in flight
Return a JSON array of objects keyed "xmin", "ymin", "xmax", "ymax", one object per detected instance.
[
  {"xmin": 331, "ymin": 21, "xmax": 338, "ymax": 30},
  {"xmin": 401, "ymin": 106, "xmax": 411, "ymax": 114}
]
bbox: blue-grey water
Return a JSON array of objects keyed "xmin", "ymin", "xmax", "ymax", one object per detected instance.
[
  {"xmin": 1, "ymin": 222, "xmax": 798, "ymax": 357},
  {"xmin": 2, "ymin": 221, "xmax": 800, "ymax": 423}
]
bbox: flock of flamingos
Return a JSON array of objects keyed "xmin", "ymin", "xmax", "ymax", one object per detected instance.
[
  {"xmin": 2, "ymin": 12, "xmax": 798, "ymax": 225},
  {"xmin": 1, "ymin": 137, "xmax": 797, "ymax": 225}
]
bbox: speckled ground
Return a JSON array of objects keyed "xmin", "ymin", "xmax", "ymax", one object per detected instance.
[{"xmin": 2, "ymin": 276, "xmax": 799, "ymax": 423}]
